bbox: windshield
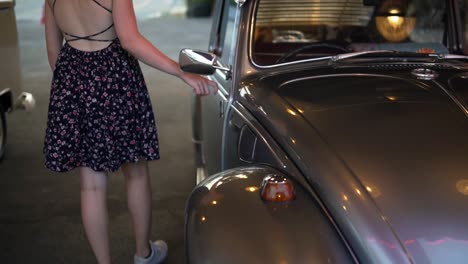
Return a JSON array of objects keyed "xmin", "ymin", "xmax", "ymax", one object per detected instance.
[{"xmin": 252, "ymin": 0, "xmax": 450, "ymax": 66}]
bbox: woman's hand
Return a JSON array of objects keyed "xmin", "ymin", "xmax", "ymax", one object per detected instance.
[{"xmin": 180, "ymin": 73, "xmax": 218, "ymax": 96}]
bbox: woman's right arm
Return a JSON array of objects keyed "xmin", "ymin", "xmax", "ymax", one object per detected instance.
[
  {"xmin": 44, "ymin": 0, "xmax": 64, "ymax": 71},
  {"xmin": 112, "ymin": 0, "xmax": 217, "ymax": 95}
]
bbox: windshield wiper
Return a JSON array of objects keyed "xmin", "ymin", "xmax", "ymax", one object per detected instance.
[
  {"xmin": 329, "ymin": 50, "xmax": 468, "ymax": 64},
  {"xmin": 329, "ymin": 50, "xmax": 427, "ymax": 63},
  {"xmin": 427, "ymin": 54, "xmax": 468, "ymax": 61},
  {"xmin": 330, "ymin": 50, "xmax": 395, "ymax": 62}
]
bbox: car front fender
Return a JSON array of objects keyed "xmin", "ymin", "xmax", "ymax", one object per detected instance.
[{"xmin": 185, "ymin": 166, "xmax": 355, "ymax": 264}]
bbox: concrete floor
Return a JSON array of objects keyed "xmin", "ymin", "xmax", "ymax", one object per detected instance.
[{"xmin": 0, "ymin": 15, "xmax": 212, "ymax": 264}]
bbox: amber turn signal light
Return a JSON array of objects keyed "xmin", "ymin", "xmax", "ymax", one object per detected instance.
[{"xmin": 260, "ymin": 174, "xmax": 296, "ymax": 202}]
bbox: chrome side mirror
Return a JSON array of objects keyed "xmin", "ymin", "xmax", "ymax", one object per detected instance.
[
  {"xmin": 179, "ymin": 49, "xmax": 231, "ymax": 79},
  {"xmin": 179, "ymin": 49, "xmax": 217, "ymax": 75}
]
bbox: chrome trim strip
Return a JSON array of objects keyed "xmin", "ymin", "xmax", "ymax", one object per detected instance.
[
  {"xmin": 0, "ymin": 88, "xmax": 11, "ymax": 97},
  {"xmin": 191, "ymin": 138, "xmax": 203, "ymax": 144},
  {"xmin": 221, "ymin": 2, "xmax": 245, "ymax": 170},
  {"xmin": 235, "ymin": 0, "xmax": 248, "ymax": 6},
  {"xmin": 238, "ymin": 125, "xmax": 258, "ymax": 163},
  {"xmin": 0, "ymin": 88, "xmax": 13, "ymax": 112},
  {"xmin": 212, "ymin": 72, "xmax": 229, "ymax": 100},
  {"xmin": 196, "ymin": 166, "xmax": 208, "ymax": 184},
  {"xmin": 231, "ymin": 101, "xmax": 287, "ymax": 169},
  {"xmin": 433, "ymin": 80, "xmax": 468, "ymax": 116}
]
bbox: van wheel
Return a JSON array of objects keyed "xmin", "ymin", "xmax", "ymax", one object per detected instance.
[{"xmin": 0, "ymin": 107, "xmax": 6, "ymax": 161}]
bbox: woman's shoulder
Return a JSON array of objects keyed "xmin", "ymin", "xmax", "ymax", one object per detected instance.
[{"xmin": 45, "ymin": 0, "xmax": 115, "ymax": 11}]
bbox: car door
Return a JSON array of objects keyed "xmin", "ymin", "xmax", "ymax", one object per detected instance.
[{"xmin": 201, "ymin": 0, "xmax": 239, "ymax": 175}]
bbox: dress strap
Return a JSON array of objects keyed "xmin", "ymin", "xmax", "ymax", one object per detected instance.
[
  {"xmin": 92, "ymin": 0, "xmax": 112, "ymax": 13},
  {"xmin": 52, "ymin": 0, "xmax": 111, "ymax": 15},
  {"xmin": 54, "ymin": 0, "xmax": 115, "ymax": 42},
  {"xmin": 52, "ymin": 0, "xmax": 57, "ymax": 14},
  {"xmin": 66, "ymin": 37, "xmax": 117, "ymax": 43},
  {"xmin": 64, "ymin": 23, "xmax": 116, "ymax": 42}
]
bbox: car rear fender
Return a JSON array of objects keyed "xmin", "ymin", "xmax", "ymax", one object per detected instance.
[
  {"xmin": 185, "ymin": 165, "xmax": 356, "ymax": 264},
  {"xmin": 0, "ymin": 88, "xmax": 12, "ymax": 112}
]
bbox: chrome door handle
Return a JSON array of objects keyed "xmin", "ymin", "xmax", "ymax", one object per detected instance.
[{"xmin": 219, "ymin": 100, "xmax": 224, "ymax": 118}]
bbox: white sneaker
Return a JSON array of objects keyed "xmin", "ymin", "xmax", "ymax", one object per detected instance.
[{"xmin": 134, "ymin": 240, "xmax": 168, "ymax": 264}]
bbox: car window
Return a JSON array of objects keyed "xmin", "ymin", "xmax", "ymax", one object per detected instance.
[
  {"xmin": 252, "ymin": 0, "xmax": 449, "ymax": 66},
  {"xmin": 459, "ymin": 0, "xmax": 468, "ymax": 55},
  {"xmin": 219, "ymin": 0, "xmax": 238, "ymax": 66}
]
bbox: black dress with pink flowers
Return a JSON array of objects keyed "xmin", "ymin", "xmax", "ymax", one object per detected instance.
[{"xmin": 43, "ymin": 39, "xmax": 160, "ymax": 172}]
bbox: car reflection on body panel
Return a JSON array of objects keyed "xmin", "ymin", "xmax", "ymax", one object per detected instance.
[{"xmin": 180, "ymin": 0, "xmax": 468, "ymax": 263}]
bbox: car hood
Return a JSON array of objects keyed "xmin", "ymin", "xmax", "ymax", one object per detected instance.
[{"xmin": 243, "ymin": 69, "xmax": 468, "ymax": 263}]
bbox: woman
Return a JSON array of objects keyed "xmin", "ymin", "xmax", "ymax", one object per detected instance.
[{"xmin": 43, "ymin": 0, "xmax": 217, "ymax": 263}]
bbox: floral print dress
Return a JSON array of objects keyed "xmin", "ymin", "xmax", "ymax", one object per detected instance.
[{"xmin": 43, "ymin": 39, "xmax": 160, "ymax": 172}]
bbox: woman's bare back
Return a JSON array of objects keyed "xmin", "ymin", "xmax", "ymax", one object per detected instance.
[{"xmin": 47, "ymin": 0, "xmax": 117, "ymax": 52}]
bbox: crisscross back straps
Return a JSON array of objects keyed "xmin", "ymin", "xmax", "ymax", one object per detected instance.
[
  {"xmin": 53, "ymin": 0, "xmax": 111, "ymax": 13},
  {"xmin": 64, "ymin": 23, "xmax": 116, "ymax": 42},
  {"xmin": 92, "ymin": 0, "xmax": 112, "ymax": 13},
  {"xmin": 52, "ymin": 0, "xmax": 116, "ymax": 42}
]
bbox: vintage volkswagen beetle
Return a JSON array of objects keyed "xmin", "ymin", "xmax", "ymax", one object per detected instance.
[{"xmin": 179, "ymin": 0, "xmax": 468, "ymax": 263}]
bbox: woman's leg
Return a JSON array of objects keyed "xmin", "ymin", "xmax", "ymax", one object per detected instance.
[
  {"xmin": 79, "ymin": 167, "xmax": 112, "ymax": 264},
  {"xmin": 122, "ymin": 160, "xmax": 153, "ymax": 258}
]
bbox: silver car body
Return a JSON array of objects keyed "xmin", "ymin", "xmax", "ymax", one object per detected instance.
[{"xmin": 181, "ymin": 0, "xmax": 468, "ymax": 263}]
